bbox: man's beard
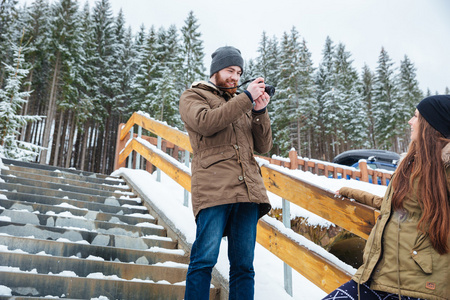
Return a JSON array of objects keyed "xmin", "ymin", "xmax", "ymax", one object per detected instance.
[{"xmin": 214, "ymin": 73, "xmax": 238, "ymax": 95}]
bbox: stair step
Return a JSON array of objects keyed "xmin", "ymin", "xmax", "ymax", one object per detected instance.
[
  {"xmin": 0, "ymin": 251, "xmax": 188, "ymax": 283},
  {"xmin": 5, "ymin": 164, "xmax": 126, "ymax": 186},
  {"xmin": 1, "ymin": 168, "xmax": 130, "ymax": 192},
  {"xmin": 1, "ymin": 158, "xmax": 111, "ymax": 179},
  {"xmin": 0, "ymin": 208, "xmax": 164, "ymax": 239},
  {"xmin": 0, "ymin": 175, "xmax": 132, "ymax": 198},
  {"xmin": 0, "ymin": 221, "xmax": 175, "ymax": 250},
  {"xmin": 0, "ymin": 271, "xmax": 221, "ymax": 300},
  {"xmin": 0, "ymin": 235, "xmax": 189, "ymax": 265},
  {"xmin": 0, "ymin": 198, "xmax": 155, "ymax": 225},
  {"xmin": 0, "ymin": 183, "xmax": 141, "ymax": 207}
]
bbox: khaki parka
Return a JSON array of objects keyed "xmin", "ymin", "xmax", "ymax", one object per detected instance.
[
  {"xmin": 179, "ymin": 81, "xmax": 272, "ymax": 219},
  {"xmin": 340, "ymin": 143, "xmax": 450, "ymax": 300}
]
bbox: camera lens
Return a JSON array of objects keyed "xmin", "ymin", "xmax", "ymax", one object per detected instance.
[{"xmin": 265, "ymin": 85, "xmax": 275, "ymax": 97}]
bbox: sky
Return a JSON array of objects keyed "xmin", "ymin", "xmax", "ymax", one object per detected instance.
[
  {"xmin": 17, "ymin": 0, "xmax": 449, "ymax": 94},
  {"xmin": 99, "ymin": 0, "xmax": 450, "ymax": 94}
]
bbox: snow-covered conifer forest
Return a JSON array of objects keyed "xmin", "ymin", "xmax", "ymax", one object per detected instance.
[{"xmin": 1, "ymin": 0, "xmax": 447, "ymax": 174}]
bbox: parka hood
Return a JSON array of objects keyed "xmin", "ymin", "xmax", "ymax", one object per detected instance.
[{"xmin": 442, "ymin": 142, "xmax": 450, "ymax": 166}]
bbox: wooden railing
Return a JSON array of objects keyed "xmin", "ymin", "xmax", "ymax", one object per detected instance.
[
  {"xmin": 114, "ymin": 112, "xmax": 381, "ymax": 294},
  {"xmin": 257, "ymin": 150, "xmax": 393, "ymax": 186}
]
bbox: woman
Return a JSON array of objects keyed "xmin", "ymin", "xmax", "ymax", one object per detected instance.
[{"xmin": 323, "ymin": 95, "xmax": 450, "ymax": 300}]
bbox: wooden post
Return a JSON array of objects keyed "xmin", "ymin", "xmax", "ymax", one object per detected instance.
[
  {"xmin": 113, "ymin": 123, "xmax": 128, "ymax": 171},
  {"xmin": 359, "ymin": 160, "xmax": 369, "ymax": 183},
  {"xmin": 289, "ymin": 149, "xmax": 298, "ymax": 170}
]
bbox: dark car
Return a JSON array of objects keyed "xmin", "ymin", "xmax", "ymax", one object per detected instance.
[
  {"xmin": 332, "ymin": 149, "xmax": 400, "ymax": 185},
  {"xmin": 332, "ymin": 149, "xmax": 400, "ymax": 171}
]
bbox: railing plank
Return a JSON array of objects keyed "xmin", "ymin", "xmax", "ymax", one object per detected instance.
[
  {"xmin": 119, "ymin": 139, "xmax": 191, "ymax": 192},
  {"xmin": 260, "ymin": 165, "xmax": 379, "ymax": 239},
  {"xmin": 121, "ymin": 113, "xmax": 193, "ymax": 153},
  {"xmin": 257, "ymin": 219, "xmax": 352, "ymax": 294}
]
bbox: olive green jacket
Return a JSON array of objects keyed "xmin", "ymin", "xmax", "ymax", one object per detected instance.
[
  {"xmin": 341, "ymin": 143, "xmax": 450, "ymax": 300},
  {"xmin": 179, "ymin": 81, "xmax": 272, "ymax": 219}
]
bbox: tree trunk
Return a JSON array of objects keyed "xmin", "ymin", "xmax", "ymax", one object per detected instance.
[
  {"xmin": 57, "ymin": 111, "xmax": 69, "ymax": 166},
  {"xmin": 52, "ymin": 111, "xmax": 63, "ymax": 166},
  {"xmin": 65, "ymin": 112, "xmax": 76, "ymax": 168},
  {"xmin": 80, "ymin": 122, "xmax": 89, "ymax": 171},
  {"xmin": 101, "ymin": 115, "xmax": 110, "ymax": 174},
  {"xmin": 20, "ymin": 67, "xmax": 34, "ymax": 141},
  {"xmin": 40, "ymin": 54, "xmax": 60, "ymax": 164}
]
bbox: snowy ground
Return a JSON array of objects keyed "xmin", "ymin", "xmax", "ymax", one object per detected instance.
[{"xmin": 112, "ymin": 157, "xmax": 387, "ymax": 300}]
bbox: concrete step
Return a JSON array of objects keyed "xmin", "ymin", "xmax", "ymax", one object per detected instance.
[
  {"xmin": 0, "ymin": 182, "xmax": 141, "ymax": 207},
  {"xmin": 0, "ymin": 197, "xmax": 155, "ymax": 225},
  {"xmin": 1, "ymin": 158, "xmax": 111, "ymax": 179},
  {"xmin": 1, "ymin": 168, "xmax": 130, "ymax": 193},
  {"xmin": 0, "ymin": 271, "xmax": 221, "ymax": 299},
  {"xmin": 0, "ymin": 235, "xmax": 189, "ymax": 265},
  {"xmin": 0, "ymin": 208, "xmax": 167, "ymax": 240},
  {"xmin": 0, "ymin": 220, "xmax": 174, "ymax": 250},
  {"xmin": 0, "ymin": 174, "xmax": 132, "ymax": 199},
  {"xmin": 0, "ymin": 251, "xmax": 188, "ymax": 284},
  {"xmin": 5, "ymin": 164, "xmax": 126, "ymax": 187}
]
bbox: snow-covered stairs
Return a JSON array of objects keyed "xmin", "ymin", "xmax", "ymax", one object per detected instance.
[{"xmin": 0, "ymin": 159, "xmax": 217, "ymax": 299}]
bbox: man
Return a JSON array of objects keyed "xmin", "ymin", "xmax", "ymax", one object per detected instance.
[{"xmin": 179, "ymin": 46, "xmax": 273, "ymax": 300}]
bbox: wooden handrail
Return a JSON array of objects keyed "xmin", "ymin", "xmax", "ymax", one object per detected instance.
[
  {"xmin": 115, "ymin": 113, "xmax": 391, "ymax": 293},
  {"xmin": 261, "ymin": 165, "xmax": 379, "ymax": 239},
  {"xmin": 118, "ymin": 138, "xmax": 191, "ymax": 192},
  {"xmin": 256, "ymin": 219, "xmax": 352, "ymax": 292},
  {"xmin": 120, "ymin": 112, "xmax": 391, "ymax": 186},
  {"xmin": 117, "ymin": 112, "xmax": 379, "ymax": 240},
  {"xmin": 119, "ymin": 136, "xmax": 353, "ymax": 293},
  {"xmin": 120, "ymin": 112, "xmax": 193, "ymax": 153}
]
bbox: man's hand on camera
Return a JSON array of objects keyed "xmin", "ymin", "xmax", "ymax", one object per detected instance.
[{"xmin": 247, "ymin": 77, "xmax": 270, "ymax": 111}]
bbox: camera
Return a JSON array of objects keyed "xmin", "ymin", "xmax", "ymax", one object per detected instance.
[
  {"xmin": 264, "ymin": 84, "xmax": 276, "ymax": 97},
  {"xmin": 258, "ymin": 80, "xmax": 275, "ymax": 97}
]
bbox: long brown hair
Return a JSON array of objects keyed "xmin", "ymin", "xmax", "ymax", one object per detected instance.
[{"xmin": 391, "ymin": 113, "xmax": 450, "ymax": 254}]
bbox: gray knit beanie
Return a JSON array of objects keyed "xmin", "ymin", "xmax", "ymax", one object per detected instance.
[
  {"xmin": 210, "ymin": 46, "xmax": 244, "ymax": 77},
  {"xmin": 416, "ymin": 95, "xmax": 450, "ymax": 138}
]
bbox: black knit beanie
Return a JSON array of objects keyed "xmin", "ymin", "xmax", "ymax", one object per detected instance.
[
  {"xmin": 416, "ymin": 95, "xmax": 450, "ymax": 138},
  {"xmin": 210, "ymin": 46, "xmax": 244, "ymax": 77}
]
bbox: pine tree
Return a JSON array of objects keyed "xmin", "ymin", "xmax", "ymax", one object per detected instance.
[
  {"xmin": 315, "ymin": 36, "xmax": 335, "ymax": 160},
  {"xmin": 132, "ymin": 26, "xmax": 158, "ymax": 114},
  {"xmin": 271, "ymin": 30, "xmax": 297, "ymax": 155},
  {"xmin": 256, "ymin": 31, "xmax": 271, "ymax": 80},
  {"xmin": 0, "ymin": 41, "xmax": 42, "ymax": 160},
  {"xmin": 151, "ymin": 25, "xmax": 183, "ymax": 127},
  {"xmin": 180, "ymin": 11, "xmax": 205, "ymax": 90},
  {"xmin": 0, "ymin": 0, "xmax": 19, "ymax": 85},
  {"xmin": 397, "ymin": 55, "xmax": 423, "ymax": 151},
  {"xmin": 241, "ymin": 58, "xmax": 257, "ymax": 84},
  {"xmin": 373, "ymin": 47, "xmax": 399, "ymax": 151},
  {"xmin": 333, "ymin": 43, "xmax": 366, "ymax": 152},
  {"xmin": 361, "ymin": 64, "xmax": 376, "ymax": 148},
  {"xmin": 5, "ymin": 0, "xmax": 52, "ymax": 148},
  {"xmin": 295, "ymin": 38, "xmax": 317, "ymax": 157},
  {"xmin": 39, "ymin": 0, "xmax": 80, "ymax": 164},
  {"xmin": 91, "ymin": 0, "xmax": 118, "ymax": 173},
  {"xmin": 153, "ymin": 67, "xmax": 182, "ymax": 128}
]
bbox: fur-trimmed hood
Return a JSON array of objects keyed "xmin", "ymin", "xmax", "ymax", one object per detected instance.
[
  {"xmin": 442, "ymin": 142, "xmax": 450, "ymax": 166},
  {"xmin": 399, "ymin": 142, "xmax": 450, "ymax": 166}
]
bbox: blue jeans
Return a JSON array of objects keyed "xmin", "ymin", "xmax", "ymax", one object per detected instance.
[{"xmin": 184, "ymin": 202, "xmax": 259, "ymax": 300}]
